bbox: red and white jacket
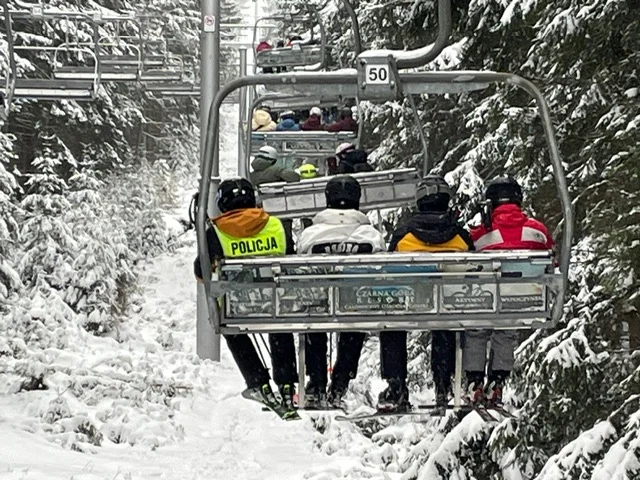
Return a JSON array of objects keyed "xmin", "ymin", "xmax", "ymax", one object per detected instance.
[{"xmin": 471, "ymin": 204, "xmax": 553, "ymax": 251}]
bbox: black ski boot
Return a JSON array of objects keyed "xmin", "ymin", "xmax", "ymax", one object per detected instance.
[
  {"xmin": 303, "ymin": 381, "xmax": 327, "ymax": 409},
  {"xmin": 278, "ymin": 384, "xmax": 301, "ymax": 420},
  {"xmin": 327, "ymin": 383, "xmax": 347, "ymax": 409},
  {"xmin": 243, "ymin": 383, "xmax": 279, "ymax": 406},
  {"xmin": 377, "ymin": 378, "xmax": 410, "ymax": 413}
]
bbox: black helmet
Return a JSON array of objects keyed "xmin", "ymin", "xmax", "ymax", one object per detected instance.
[
  {"xmin": 216, "ymin": 178, "xmax": 256, "ymax": 213},
  {"xmin": 325, "ymin": 175, "xmax": 361, "ymax": 210},
  {"xmin": 485, "ymin": 176, "xmax": 523, "ymax": 207},
  {"xmin": 416, "ymin": 175, "xmax": 453, "ymax": 212}
]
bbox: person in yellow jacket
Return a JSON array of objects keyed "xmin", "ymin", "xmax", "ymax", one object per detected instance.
[
  {"xmin": 194, "ymin": 178, "xmax": 298, "ymax": 417},
  {"xmin": 378, "ymin": 175, "xmax": 474, "ymax": 413}
]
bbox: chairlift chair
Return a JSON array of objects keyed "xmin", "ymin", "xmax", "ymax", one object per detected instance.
[
  {"xmin": 12, "ymin": 46, "xmax": 100, "ymax": 100},
  {"xmin": 252, "ymin": 8, "xmax": 327, "ymax": 72},
  {"xmin": 245, "ymin": 93, "xmax": 359, "ymax": 173}
]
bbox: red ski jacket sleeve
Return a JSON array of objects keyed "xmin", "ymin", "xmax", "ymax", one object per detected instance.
[{"xmin": 470, "ymin": 204, "xmax": 553, "ymax": 251}]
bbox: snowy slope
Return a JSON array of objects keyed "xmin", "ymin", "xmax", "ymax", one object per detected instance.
[
  {"xmin": 0, "ymin": 100, "xmax": 391, "ymax": 480},
  {"xmin": 0, "ymin": 229, "xmax": 378, "ymax": 480}
]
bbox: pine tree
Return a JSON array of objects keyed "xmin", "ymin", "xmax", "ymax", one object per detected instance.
[
  {"xmin": 0, "ymin": 131, "xmax": 21, "ymax": 304},
  {"xmin": 64, "ymin": 152, "xmax": 136, "ymax": 334},
  {"xmin": 18, "ymin": 134, "xmax": 79, "ymax": 295}
]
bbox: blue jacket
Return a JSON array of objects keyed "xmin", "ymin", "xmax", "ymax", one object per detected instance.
[{"xmin": 276, "ymin": 118, "xmax": 300, "ymax": 131}]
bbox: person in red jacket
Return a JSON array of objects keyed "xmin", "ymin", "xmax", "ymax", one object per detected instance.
[
  {"xmin": 463, "ymin": 176, "xmax": 553, "ymax": 407},
  {"xmin": 301, "ymin": 106, "xmax": 324, "ymax": 131},
  {"xmin": 256, "ymin": 37, "xmax": 272, "ymax": 52},
  {"xmin": 256, "ymin": 37, "xmax": 273, "ymax": 73},
  {"xmin": 325, "ymin": 107, "xmax": 358, "ymax": 133}
]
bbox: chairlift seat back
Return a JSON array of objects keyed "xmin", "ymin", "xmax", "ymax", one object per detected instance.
[
  {"xmin": 13, "ymin": 79, "xmax": 95, "ymax": 100},
  {"xmin": 256, "ymin": 45, "xmax": 324, "ymax": 68},
  {"xmin": 257, "ymin": 168, "xmax": 421, "ymax": 219}
]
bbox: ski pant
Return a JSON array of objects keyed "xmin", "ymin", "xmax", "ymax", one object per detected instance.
[
  {"xmin": 380, "ymin": 331, "xmax": 455, "ymax": 394},
  {"xmin": 462, "ymin": 330, "xmax": 518, "ymax": 373},
  {"xmin": 225, "ymin": 333, "xmax": 297, "ymax": 389},
  {"xmin": 380, "ymin": 331, "xmax": 407, "ymax": 380},
  {"xmin": 305, "ymin": 332, "xmax": 366, "ymax": 389}
]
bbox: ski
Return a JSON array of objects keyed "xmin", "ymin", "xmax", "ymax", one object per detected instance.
[
  {"xmin": 490, "ymin": 405, "xmax": 517, "ymax": 419},
  {"xmin": 468, "ymin": 405, "xmax": 498, "ymax": 422},
  {"xmin": 242, "ymin": 388, "xmax": 301, "ymax": 421},
  {"xmin": 335, "ymin": 407, "xmax": 452, "ymax": 422},
  {"xmin": 260, "ymin": 406, "xmax": 344, "ymax": 413}
]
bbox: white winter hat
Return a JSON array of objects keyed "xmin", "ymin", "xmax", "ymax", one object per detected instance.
[
  {"xmin": 257, "ymin": 145, "xmax": 278, "ymax": 161},
  {"xmin": 336, "ymin": 142, "xmax": 355, "ymax": 155},
  {"xmin": 310, "ymin": 106, "xmax": 322, "ymax": 116}
]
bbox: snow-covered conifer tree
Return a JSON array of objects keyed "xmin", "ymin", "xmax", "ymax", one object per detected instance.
[
  {"xmin": 64, "ymin": 151, "xmax": 136, "ymax": 334},
  {"xmin": 0, "ymin": 131, "xmax": 21, "ymax": 304},
  {"xmin": 18, "ymin": 134, "xmax": 79, "ymax": 295}
]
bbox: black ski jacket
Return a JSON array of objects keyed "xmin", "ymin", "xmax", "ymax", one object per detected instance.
[{"xmin": 388, "ymin": 212, "xmax": 474, "ymax": 252}]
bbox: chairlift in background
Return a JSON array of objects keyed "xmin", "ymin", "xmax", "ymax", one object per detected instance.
[{"xmin": 252, "ymin": 5, "xmax": 327, "ymax": 72}]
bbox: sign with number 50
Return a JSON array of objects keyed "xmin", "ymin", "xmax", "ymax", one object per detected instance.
[{"xmin": 365, "ymin": 65, "xmax": 390, "ymax": 85}]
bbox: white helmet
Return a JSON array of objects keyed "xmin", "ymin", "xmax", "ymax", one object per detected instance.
[
  {"xmin": 257, "ymin": 145, "xmax": 278, "ymax": 161},
  {"xmin": 310, "ymin": 106, "xmax": 322, "ymax": 116},
  {"xmin": 336, "ymin": 142, "xmax": 355, "ymax": 156}
]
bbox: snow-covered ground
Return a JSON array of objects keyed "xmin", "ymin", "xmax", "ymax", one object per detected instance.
[
  {"xmin": 0, "ymin": 101, "xmax": 393, "ymax": 480},
  {"xmin": 0, "ymin": 3, "xmax": 497, "ymax": 478},
  {"xmin": 0, "ymin": 225, "xmax": 379, "ymax": 480}
]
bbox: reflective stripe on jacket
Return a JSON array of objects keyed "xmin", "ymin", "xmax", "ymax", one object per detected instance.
[
  {"xmin": 213, "ymin": 216, "xmax": 287, "ymax": 257},
  {"xmin": 471, "ymin": 204, "xmax": 553, "ymax": 251}
]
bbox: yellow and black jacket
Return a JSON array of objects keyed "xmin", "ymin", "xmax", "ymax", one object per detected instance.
[
  {"xmin": 388, "ymin": 212, "xmax": 474, "ymax": 253},
  {"xmin": 194, "ymin": 208, "xmax": 294, "ymax": 279}
]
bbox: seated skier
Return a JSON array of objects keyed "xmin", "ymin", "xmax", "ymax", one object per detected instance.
[
  {"xmin": 255, "ymin": 37, "xmax": 273, "ymax": 74},
  {"xmin": 301, "ymin": 106, "xmax": 324, "ymax": 131},
  {"xmin": 250, "ymin": 146, "xmax": 300, "ymax": 184},
  {"xmin": 193, "ymin": 178, "xmax": 299, "ymax": 419},
  {"xmin": 298, "ymin": 163, "xmax": 319, "ymax": 180},
  {"xmin": 463, "ymin": 176, "xmax": 553, "ymax": 407},
  {"xmin": 276, "ymin": 110, "xmax": 301, "ymax": 132},
  {"xmin": 325, "ymin": 107, "xmax": 358, "ymax": 133},
  {"xmin": 335, "ymin": 143, "xmax": 374, "ymax": 174},
  {"xmin": 378, "ymin": 175, "xmax": 474, "ymax": 413},
  {"xmin": 297, "ymin": 176, "xmax": 387, "ymax": 407},
  {"xmin": 252, "ymin": 108, "xmax": 276, "ymax": 132}
]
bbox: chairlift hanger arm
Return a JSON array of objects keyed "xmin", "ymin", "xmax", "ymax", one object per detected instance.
[{"xmin": 357, "ymin": 0, "xmax": 451, "ymax": 70}]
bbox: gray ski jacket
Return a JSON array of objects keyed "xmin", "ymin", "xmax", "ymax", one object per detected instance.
[{"xmin": 250, "ymin": 157, "xmax": 300, "ymax": 185}]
